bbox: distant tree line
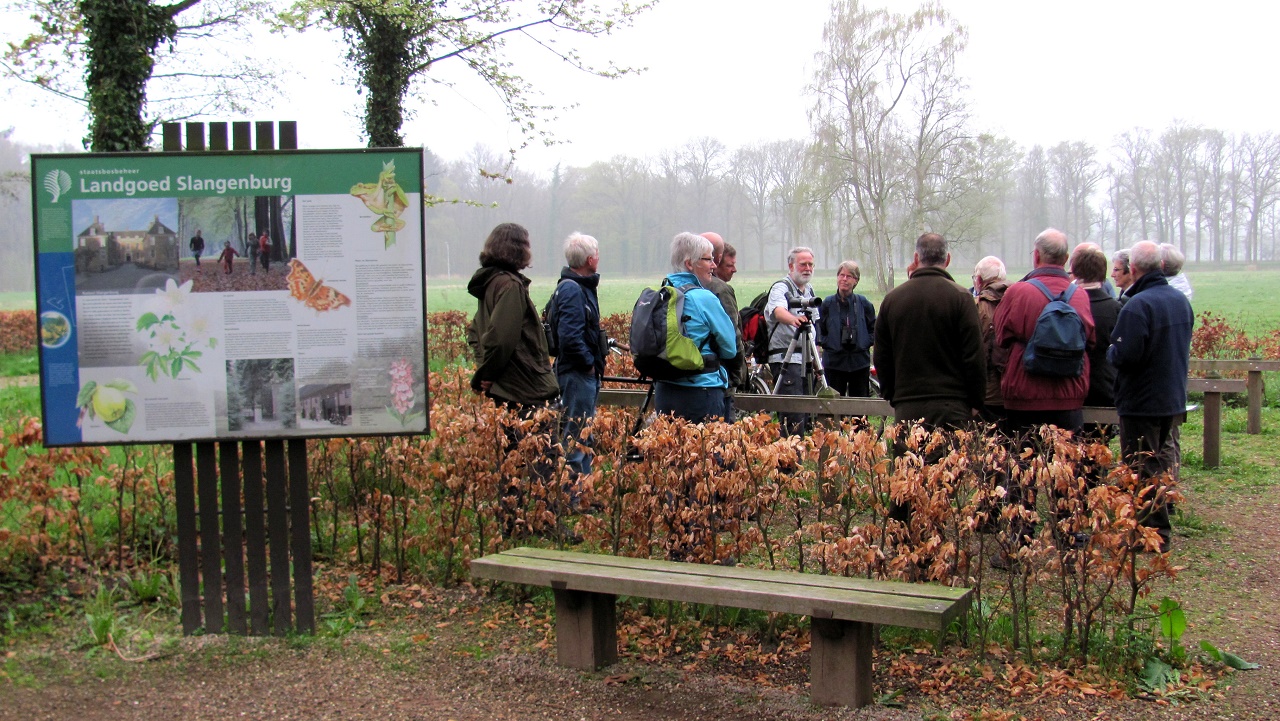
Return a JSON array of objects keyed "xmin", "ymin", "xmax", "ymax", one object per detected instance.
[
  {"xmin": 424, "ymin": 1, "xmax": 1280, "ymax": 290},
  {"xmin": 422, "ymin": 122, "xmax": 1280, "ymax": 287},
  {"xmin": 5, "ymin": 1, "xmax": 1280, "ymax": 293}
]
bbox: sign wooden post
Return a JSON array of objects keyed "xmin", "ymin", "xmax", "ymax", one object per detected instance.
[{"xmin": 164, "ymin": 121, "xmax": 314, "ymax": 636}]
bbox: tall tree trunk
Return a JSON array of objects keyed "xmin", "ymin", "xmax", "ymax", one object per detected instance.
[
  {"xmin": 82, "ymin": 0, "xmax": 188, "ymax": 151},
  {"xmin": 354, "ymin": 8, "xmax": 413, "ymax": 148}
]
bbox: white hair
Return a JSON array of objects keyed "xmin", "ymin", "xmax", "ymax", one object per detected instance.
[
  {"xmin": 1131, "ymin": 241, "xmax": 1163, "ymax": 274},
  {"xmin": 974, "ymin": 256, "xmax": 1006, "ymax": 283},
  {"xmin": 564, "ymin": 232, "xmax": 598, "ymax": 268},
  {"xmin": 670, "ymin": 232, "xmax": 712, "ymax": 274}
]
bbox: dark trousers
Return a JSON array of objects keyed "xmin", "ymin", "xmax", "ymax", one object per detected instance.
[
  {"xmin": 1119, "ymin": 414, "xmax": 1181, "ymax": 545},
  {"xmin": 1002, "ymin": 407, "xmax": 1085, "ymax": 545},
  {"xmin": 888, "ymin": 398, "xmax": 973, "ymax": 525},
  {"xmin": 654, "ymin": 382, "xmax": 727, "ymax": 423},
  {"xmin": 489, "ymin": 396, "xmax": 559, "ymax": 537},
  {"xmin": 824, "ymin": 367, "xmax": 871, "ymax": 397},
  {"xmin": 770, "ymin": 362, "xmax": 811, "ymax": 436}
]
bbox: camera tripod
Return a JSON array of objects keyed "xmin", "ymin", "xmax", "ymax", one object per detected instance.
[{"xmin": 770, "ymin": 319, "xmax": 829, "ymax": 396}]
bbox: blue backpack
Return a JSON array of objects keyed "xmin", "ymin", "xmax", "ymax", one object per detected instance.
[{"xmin": 1022, "ymin": 279, "xmax": 1086, "ymax": 378}]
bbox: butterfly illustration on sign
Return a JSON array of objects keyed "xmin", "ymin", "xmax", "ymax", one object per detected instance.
[{"xmin": 286, "ymin": 259, "xmax": 352, "ymax": 312}]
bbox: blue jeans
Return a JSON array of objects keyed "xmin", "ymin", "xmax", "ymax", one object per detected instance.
[{"xmin": 557, "ymin": 369, "xmax": 599, "ymax": 476}]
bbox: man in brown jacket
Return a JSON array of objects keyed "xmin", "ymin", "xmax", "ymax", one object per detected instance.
[{"xmin": 874, "ymin": 233, "xmax": 986, "ymax": 427}]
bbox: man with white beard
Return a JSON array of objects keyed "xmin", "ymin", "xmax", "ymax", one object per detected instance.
[{"xmin": 764, "ymin": 246, "xmax": 821, "ymax": 435}]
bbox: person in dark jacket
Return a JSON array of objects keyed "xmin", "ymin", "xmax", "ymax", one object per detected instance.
[
  {"xmin": 1070, "ymin": 244, "xmax": 1122, "ymax": 409},
  {"xmin": 467, "ymin": 223, "xmax": 560, "ymax": 407},
  {"xmin": 1108, "ymin": 240, "xmax": 1193, "ymax": 553},
  {"xmin": 874, "ymin": 233, "xmax": 986, "ymax": 425},
  {"xmin": 994, "ymin": 228, "xmax": 1096, "ymax": 435},
  {"xmin": 874, "ymin": 233, "xmax": 985, "ymax": 530},
  {"xmin": 467, "ymin": 222, "xmax": 561, "ymax": 537},
  {"xmin": 818, "ymin": 260, "xmax": 875, "ymax": 396},
  {"xmin": 549, "ymin": 232, "xmax": 604, "ymax": 476},
  {"xmin": 973, "ymin": 256, "xmax": 1010, "ymax": 422},
  {"xmin": 189, "ymin": 229, "xmax": 205, "ymax": 268}
]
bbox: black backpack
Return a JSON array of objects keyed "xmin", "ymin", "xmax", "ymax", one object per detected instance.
[
  {"xmin": 630, "ymin": 280, "xmax": 720, "ymax": 380},
  {"xmin": 1022, "ymin": 279, "xmax": 1087, "ymax": 378},
  {"xmin": 541, "ymin": 279, "xmax": 571, "ymax": 357}
]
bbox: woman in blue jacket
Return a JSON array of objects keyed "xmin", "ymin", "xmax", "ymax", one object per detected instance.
[{"xmin": 653, "ymin": 232, "xmax": 739, "ymax": 422}]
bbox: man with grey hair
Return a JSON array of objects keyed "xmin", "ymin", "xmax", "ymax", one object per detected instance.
[
  {"xmin": 1108, "ymin": 240, "xmax": 1193, "ymax": 553},
  {"xmin": 700, "ymin": 232, "xmax": 744, "ymax": 418},
  {"xmin": 1159, "ymin": 242, "xmax": 1194, "ymax": 300},
  {"xmin": 547, "ymin": 231, "xmax": 604, "ymax": 477},
  {"xmin": 994, "ymin": 228, "xmax": 1096, "ymax": 435},
  {"xmin": 765, "ymin": 246, "xmax": 821, "ymax": 435}
]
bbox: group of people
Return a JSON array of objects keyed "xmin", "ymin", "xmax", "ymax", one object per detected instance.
[
  {"xmin": 188, "ymin": 229, "xmax": 274, "ymax": 275},
  {"xmin": 874, "ymin": 230, "xmax": 1193, "ymax": 552},
  {"xmin": 466, "ymin": 221, "xmax": 1195, "ymax": 552}
]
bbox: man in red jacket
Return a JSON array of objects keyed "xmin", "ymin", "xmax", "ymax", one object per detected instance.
[
  {"xmin": 994, "ymin": 228, "xmax": 1096, "ymax": 436},
  {"xmin": 991, "ymin": 229, "xmax": 1097, "ymax": 563}
]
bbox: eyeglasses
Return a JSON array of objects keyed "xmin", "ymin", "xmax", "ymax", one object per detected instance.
[{"xmin": 699, "ymin": 257, "xmax": 715, "ymax": 264}]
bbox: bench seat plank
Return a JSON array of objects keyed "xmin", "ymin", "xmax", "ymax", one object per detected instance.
[
  {"xmin": 472, "ymin": 551, "xmax": 967, "ymax": 632},
  {"xmin": 505, "ymin": 547, "xmax": 968, "ymax": 607}
]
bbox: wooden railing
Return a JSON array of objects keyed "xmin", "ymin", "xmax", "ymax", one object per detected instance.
[
  {"xmin": 599, "ymin": 375, "xmax": 1250, "ymax": 469},
  {"xmin": 1188, "ymin": 359, "xmax": 1280, "ymax": 435}
]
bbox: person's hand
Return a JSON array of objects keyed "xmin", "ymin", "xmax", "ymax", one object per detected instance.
[
  {"xmin": 472, "ymin": 380, "xmax": 493, "ymax": 396},
  {"xmin": 906, "ymin": 258, "xmax": 920, "ymax": 277}
]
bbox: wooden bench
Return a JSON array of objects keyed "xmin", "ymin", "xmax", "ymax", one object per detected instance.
[{"xmin": 470, "ymin": 547, "xmax": 972, "ymax": 708}]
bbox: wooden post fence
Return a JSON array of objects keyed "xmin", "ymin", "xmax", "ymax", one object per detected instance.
[
  {"xmin": 1188, "ymin": 358, "xmax": 1280, "ymax": 436},
  {"xmin": 599, "ymin": 373, "xmax": 1247, "ymax": 470},
  {"xmin": 164, "ymin": 121, "xmax": 314, "ymax": 636}
]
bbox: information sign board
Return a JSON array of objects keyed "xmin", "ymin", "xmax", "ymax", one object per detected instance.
[{"xmin": 31, "ymin": 148, "xmax": 428, "ymax": 446}]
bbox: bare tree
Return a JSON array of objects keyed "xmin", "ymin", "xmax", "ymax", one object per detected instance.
[
  {"xmin": 1240, "ymin": 132, "xmax": 1280, "ymax": 263},
  {"xmin": 808, "ymin": 0, "xmax": 969, "ymax": 291},
  {"xmin": 1047, "ymin": 141, "xmax": 1102, "ymax": 241}
]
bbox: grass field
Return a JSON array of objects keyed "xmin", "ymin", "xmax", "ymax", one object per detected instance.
[
  {"xmin": 0, "ymin": 291, "xmax": 35, "ymax": 311},
  {"xmin": 4, "ymin": 266, "xmax": 1276, "ymax": 329},
  {"xmin": 430, "ymin": 267, "xmax": 1280, "ymax": 331}
]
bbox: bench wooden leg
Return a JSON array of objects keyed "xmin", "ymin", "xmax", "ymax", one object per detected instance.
[
  {"xmin": 809, "ymin": 617, "xmax": 874, "ymax": 707},
  {"xmin": 553, "ymin": 588, "xmax": 617, "ymax": 670}
]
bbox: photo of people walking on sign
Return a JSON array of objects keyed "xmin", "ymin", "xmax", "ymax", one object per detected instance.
[{"xmin": 177, "ymin": 195, "xmax": 297, "ymax": 293}]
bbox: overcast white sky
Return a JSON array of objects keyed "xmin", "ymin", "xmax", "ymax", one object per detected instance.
[{"xmin": 6, "ymin": 0, "xmax": 1279, "ymax": 174}]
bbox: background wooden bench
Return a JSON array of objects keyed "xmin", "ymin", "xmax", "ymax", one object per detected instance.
[{"xmin": 471, "ymin": 547, "xmax": 971, "ymax": 708}]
